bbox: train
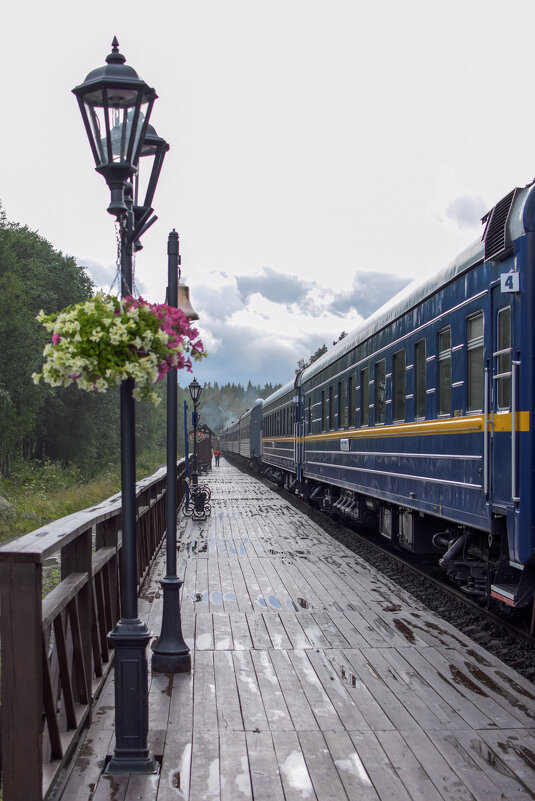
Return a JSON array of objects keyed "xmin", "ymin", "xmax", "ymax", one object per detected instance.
[{"xmin": 221, "ymin": 182, "xmax": 535, "ymax": 612}]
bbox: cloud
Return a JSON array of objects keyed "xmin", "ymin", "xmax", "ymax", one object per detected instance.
[
  {"xmin": 445, "ymin": 194, "xmax": 487, "ymax": 229},
  {"xmin": 188, "ymin": 266, "xmax": 413, "ymax": 386},
  {"xmin": 236, "ymin": 266, "xmax": 309, "ymax": 306},
  {"xmin": 328, "ymin": 271, "xmax": 412, "ymax": 319},
  {"xmin": 79, "ymin": 258, "xmax": 147, "ymax": 296},
  {"xmin": 190, "ymin": 281, "xmax": 245, "ymax": 320},
  {"xmin": 78, "ymin": 258, "xmax": 117, "ymax": 289}
]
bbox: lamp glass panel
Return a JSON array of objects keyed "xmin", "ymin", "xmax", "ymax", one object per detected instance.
[
  {"xmin": 189, "ymin": 381, "xmax": 202, "ymax": 402},
  {"xmin": 80, "ymin": 88, "xmax": 149, "ymax": 168},
  {"xmin": 134, "ymin": 149, "xmax": 155, "ymax": 206},
  {"xmin": 83, "ymin": 101, "xmax": 106, "ymax": 164}
]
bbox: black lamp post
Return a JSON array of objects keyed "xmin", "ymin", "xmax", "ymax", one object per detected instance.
[
  {"xmin": 152, "ymin": 231, "xmax": 196, "ymax": 673},
  {"xmin": 73, "ymin": 38, "xmax": 167, "ymax": 775},
  {"xmin": 188, "ymin": 378, "xmax": 202, "ymax": 487}
]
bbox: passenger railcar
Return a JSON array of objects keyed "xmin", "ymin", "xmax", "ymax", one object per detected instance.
[
  {"xmin": 260, "ymin": 381, "xmax": 299, "ymax": 480},
  {"xmin": 220, "ymin": 400, "xmax": 263, "ymax": 467},
  {"xmin": 221, "ymin": 183, "xmax": 535, "ymax": 610}
]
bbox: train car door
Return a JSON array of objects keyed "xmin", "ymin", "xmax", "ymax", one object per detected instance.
[
  {"xmin": 489, "ymin": 281, "xmax": 516, "ymax": 506},
  {"xmin": 294, "ymin": 372, "xmax": 304, "ymax": 482}
]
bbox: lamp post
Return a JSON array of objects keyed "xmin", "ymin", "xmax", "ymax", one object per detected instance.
[
  {"xmin": 152, "ymin": 231, "xmax": 197, "ymax": 673},
  {"xmin": 73, "ymin": 38, "xmax": 168, "ymax": 775},
  {"xmin": 188, "ymin": 378, "xmax": 202, "ymax": 487}
]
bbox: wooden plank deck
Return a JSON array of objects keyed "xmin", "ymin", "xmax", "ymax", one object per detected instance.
[{"xmin": 60, "ymin": 461, "xmax": 535, "ymax": 801}]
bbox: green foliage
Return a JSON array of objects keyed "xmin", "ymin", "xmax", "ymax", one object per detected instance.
[
  {"xmin": 0, "ymin": 202, "xmax": 169, "ymax": 479},
  {"xmin": 0, "ymin": 443, "xmax": 169, "ymax": 544},
  {"xmin": 0, "ymin": 204, "xmax": 93, "ymax": 474},
  {"xmin": 296, "ymin": 331, "xmax": 348, "ymax": 372},
  {"xmin": 178, "ymin": 379, "xmax": 281, "ymax": 435}
]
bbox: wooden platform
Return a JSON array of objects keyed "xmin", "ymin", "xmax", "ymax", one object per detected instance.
[{"xmin": 60, "ymin": 461, "xmax": 535, "ymax": 801}]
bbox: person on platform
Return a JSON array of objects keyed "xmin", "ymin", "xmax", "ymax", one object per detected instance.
[{"xmin": 214, "ymin": 447, "xmax": 221, "ymax": 466}]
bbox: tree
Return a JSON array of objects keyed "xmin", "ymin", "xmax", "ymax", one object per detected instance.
[{"xmin": 296, "ymin": 331, "xmax": 348, "ymax": 373}]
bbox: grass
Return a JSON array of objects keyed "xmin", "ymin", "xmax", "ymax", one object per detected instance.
[{"xmin": 0, "ymin": 447, "xmax": 172, "ymax": 545}]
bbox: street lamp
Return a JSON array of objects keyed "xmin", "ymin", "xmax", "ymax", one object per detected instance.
[
  {"xmin": 189, "ymin": 378, "xmax": 202, "ymax": 487},
  {"xmin": 73, "ymin": 38, "xmax": 163, "ymax": 775},
  {"xmin": 152, "ymin": 231, "xmax": 195, "ymax": 674}
]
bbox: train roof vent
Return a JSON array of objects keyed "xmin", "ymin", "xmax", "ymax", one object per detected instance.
[{"xmin": 483, "ymin": 188, "xmax": 518, "ymax": 261}]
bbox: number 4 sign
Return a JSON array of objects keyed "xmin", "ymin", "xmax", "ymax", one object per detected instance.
[{"xmin": 501, "ymin": 272, "xmax": 520, "ymax": 293}]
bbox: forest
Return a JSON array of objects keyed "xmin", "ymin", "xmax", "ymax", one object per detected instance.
[{"xmin": 0, "ymin": 204, "xmax": 279, "ymax": 539}]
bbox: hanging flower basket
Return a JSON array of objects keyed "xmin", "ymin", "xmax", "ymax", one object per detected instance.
[
  {"xmin": 190, "ymin": 431, "xmax": 205, "ymax": 443},
  {"xmin": 32, "ymin": 294, "xmax": 206, "ymax": 406}
]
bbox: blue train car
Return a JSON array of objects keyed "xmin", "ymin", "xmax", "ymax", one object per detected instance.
[
  {"xmin": 255, "ymin": 184, "xmax": 535, "ymax": 609},
  {"xmin": 220, "ymin": 417, "xmax": 240, "ymax": 455},
  {"xmin": 260, "ymin": 380, "xmax": 298, "ymax": 480},
  {"xmin": 220, "ymin": 400, "xmax": 263, "ymax": 466}
]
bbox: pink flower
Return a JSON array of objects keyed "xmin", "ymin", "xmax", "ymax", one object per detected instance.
[
  {"xmin": 156, "ymin": 362, "xmax": 171, "ymax": 382},
  {"xmin": 52, "ymin": 334, "xmax": 61, "ymax": 345}
]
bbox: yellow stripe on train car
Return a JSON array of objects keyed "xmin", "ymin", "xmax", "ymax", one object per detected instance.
[{"xmin": 265, "ymin": 412, "xmax": 529, "ymax": 445}]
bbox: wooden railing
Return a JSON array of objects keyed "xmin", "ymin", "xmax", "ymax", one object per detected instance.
[{"xmin": 0, "ymin": 459, "xmax": 188, "ymax": 801}]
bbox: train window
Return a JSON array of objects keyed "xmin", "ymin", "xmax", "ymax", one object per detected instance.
[
  {"xmin": 348, "ymin": 375, "xmax": 356, "ymax": 427},
  {"xmin": 438, "ymin": 327, "xmax": 451, "ymax": 415},
  {"xmin": 361, "ymin": 367, "xmax": 369, "ymax": 426},
  {"xmin": 467, "ymin": 312, "xmax": 484, "ymax": 412},
  {"xmin": 393, "ymin": 349, "xmax": 406, "ymax": 421},
  {"xmin": 414, "ymin": 339, "xmax": 426, "ymax": 419},
  {"xmin": 496, "ymin": 307, "xmax": 511, "ymax": 410},
  {"xmin": 329, "ymin": 385, "xmax": 335, "ymax": 429},
  {"xmin": 338, "ymin": 381, "xmax": 345, "ymax": 428},
  {"xmin": 321, "ymin": 390, "xmax": 326, "ymax": 430},
  {"xmin": 375, "ymin": 360, "xmax": 386, "ymax": 424},
  {"xmin": 308, "ymin": 397, "xmax": 312, "ymax": 432}
]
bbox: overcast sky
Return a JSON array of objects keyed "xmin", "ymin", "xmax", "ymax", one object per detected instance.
[{"xmin": 2, "ymin": 1, "xmax": 535, "ymax": 387}]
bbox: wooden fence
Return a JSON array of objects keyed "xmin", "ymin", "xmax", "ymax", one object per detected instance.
[{"xmin": 0, "ymin": 460, "xmax": 188, "ymax": 801}]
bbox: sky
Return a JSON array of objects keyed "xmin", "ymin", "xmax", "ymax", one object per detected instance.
[{"xmin": 2, "ymin": 1, "xmax": 535, "ymax": 388}]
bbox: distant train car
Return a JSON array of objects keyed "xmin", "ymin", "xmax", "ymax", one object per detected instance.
[
  {"xmin": 220, "ymin": 418, "xmax": 240, "ymax": 455},
  {"xmin": 260, "ymin": 381, "xmax": 298, "ymax": 480},
  {"xmin": 221, "ymin": 183, "xmax": 535, "ymax": 610},
  {"xmin": 220, "ymin": 400, "xmax": 263, "ymax": 467}
]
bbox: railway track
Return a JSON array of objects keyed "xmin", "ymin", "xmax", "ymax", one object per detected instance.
[{"xmin": 260, "ymin": 473, "xmax": 535, "ymax": 685}]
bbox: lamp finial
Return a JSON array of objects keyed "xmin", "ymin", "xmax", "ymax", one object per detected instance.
[{"xmin": 106, "ymin": 37, "xmax": 126, "ymax": 65}]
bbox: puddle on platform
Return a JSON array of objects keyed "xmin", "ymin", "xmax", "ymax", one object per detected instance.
[
  {"xmin": 267, "ymin": 594, "xmax": 282, "ymax": 609},
  {"xmin": 496, "ymin": 738, "xmax": 535, "ymax": 773},
  {"xmin": 495, "ymin": 669, "xmax": 535, "ymax": 702},
  {"xmin": 392, "ymin": 618, "xmax": 417, "ymax": 644},
  {"xmin": 464, "ymin": 662, "xmax": 535, "ymax": 719},
  {"xmin": 448, "ymin": 665, "xmax": 488, "ymax": 697}
]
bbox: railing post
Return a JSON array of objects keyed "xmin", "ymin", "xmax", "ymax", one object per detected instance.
[
  {"xmin": 0, "ymin": 560, "xmax": 43, "ymax": 801},
  {"xmin": 61, "ymin": 529, "xmax": 93, "ymax": 712},
  {"xmin": 95, "ymin": 515, "xmax": 120, "ymax": 627}
]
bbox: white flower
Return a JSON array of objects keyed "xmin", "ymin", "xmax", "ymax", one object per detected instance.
[{"xmin": 90, "ymin": 328, "xmax": 104, "ymax": 342}]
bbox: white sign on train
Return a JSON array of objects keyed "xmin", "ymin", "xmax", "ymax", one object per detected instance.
[{"xmin": 501, "ymin": 272, "xmax": 520, "ymax": 293}]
